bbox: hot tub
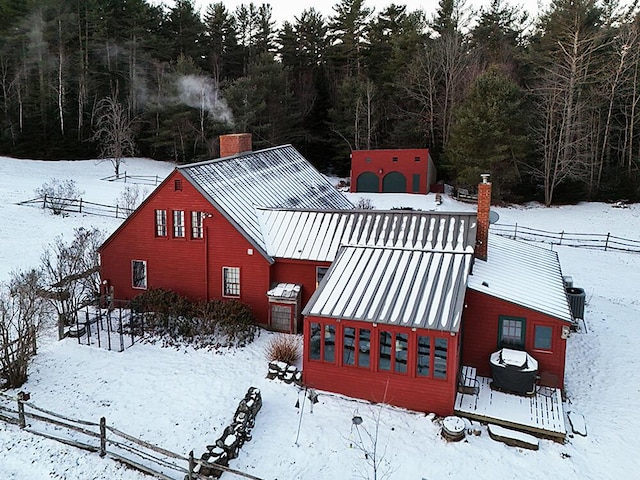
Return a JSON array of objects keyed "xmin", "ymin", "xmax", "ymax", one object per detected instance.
[{"xmin": 490, "ymin": 348, "xmax": 538, "ymax": 395}]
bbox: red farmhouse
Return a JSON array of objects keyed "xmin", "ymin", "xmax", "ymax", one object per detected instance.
[
  {"xmin": 350, "ymin": 148, "xmax": 436, "ymax": 194},
  {"xmin": 100, "ymin": 136, "xmax": 573, "ymax": 427},
  {"xmin": 99, "ymin": 134, "xmax": 353, "ymax": 332}
]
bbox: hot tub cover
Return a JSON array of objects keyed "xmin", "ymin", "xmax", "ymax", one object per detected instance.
[{"xmin": 490, "ymin": 348, "xmax": 538, "ymax": 395}]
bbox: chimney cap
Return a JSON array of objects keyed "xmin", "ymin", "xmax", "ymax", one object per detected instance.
[{"xmin": 480, "ymin": 173, "xmax": 490, "ymax": 184}]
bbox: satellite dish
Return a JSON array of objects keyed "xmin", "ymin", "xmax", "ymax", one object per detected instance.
[{"xmin": 489, "ymin": 210, "xmax": 500, "ymax": 224}]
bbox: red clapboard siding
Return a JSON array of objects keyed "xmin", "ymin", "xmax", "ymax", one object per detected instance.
[
  {"xmin": 100, "ymin": 170, "xmax": 272, "ymax": 324},
  {"xmin": 303, "ymin": 317, "xmax": 460, "ymax": 416},
  {"xmin": 270, "ymin": 259, "xmax": 332, "ymax": 309},
  {"xmin": 461, "ymin": 290, "xmax": 568, "ymax": 387}
]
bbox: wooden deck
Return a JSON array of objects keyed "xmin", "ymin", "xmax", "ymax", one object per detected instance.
[{"xmin": 454, "ymin": 375, "xmax": 566, "ymax": 440}]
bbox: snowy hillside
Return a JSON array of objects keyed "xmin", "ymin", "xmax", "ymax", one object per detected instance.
[{"xmin": 1, "ymin": 157, "xmax": 639, "ymax": 479}]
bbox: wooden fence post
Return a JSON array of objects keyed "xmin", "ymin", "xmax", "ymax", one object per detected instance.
[
  {"xmin": 100, "ymin": 417, "xmax": 106, "ymax": 457},
  {"xmin": 79, "ymin": 198, "xmax": 83, "ymax": 213},
  {"xmin": 559, "ymin": 231, "xmax": 564, "ymax": 245},
  {"xmin": 605, "ymin": 233, "xmax": 610, "ymax": 251},
  {"xmin": 513, "ymin": 223, "xmax": 518, "ymax": 239},
  {"xmin": 17, "ymin": 397, "xmax": 26, "ymax": 428},
  {"xmin": 188, "ymin": 450, "xmax": 195, "ymax": 480},
  {"xmin": 43, "ymin": 194, "xmax": 47, "ymax": 209},
  {"xmin": 115, "ymin": 204, "xmax": 119, "ymax": 219}
]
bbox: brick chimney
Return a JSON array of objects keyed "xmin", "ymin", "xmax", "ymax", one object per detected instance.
[
  {"xmin": 475, "ymin": 173, "xmax": 491, "ymax": 261},
  {"xmin": 219, "ymin": 133, "xmax": 252, "ymax": 158}
]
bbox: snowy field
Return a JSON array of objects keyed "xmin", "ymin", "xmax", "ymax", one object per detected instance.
[{"xmin": 0, "ymin": 157, "xmax": 639, "ymax": 479}]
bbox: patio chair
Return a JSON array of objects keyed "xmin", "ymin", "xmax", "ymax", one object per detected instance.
[{"xmin": 536, "ymin": 371, "xmax": 558, "ymax": 397}]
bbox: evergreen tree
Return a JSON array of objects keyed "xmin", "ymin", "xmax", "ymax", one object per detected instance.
[{"xmin": 446, "ymin": 66, "xmax": 530, "ymax": 201}]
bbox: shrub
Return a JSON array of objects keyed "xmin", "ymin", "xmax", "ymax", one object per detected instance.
[
  {"xmin": 116, "ymin": 185, "xmax": 147, "ymax": 217},
  {"xmin": 35, "ymin": 178, "xmax": 85, "ymax": 215},
  {"xmin": 129, "ymin": 289, "xmax": 258, "ymax": 348},
  {"xmin": 355, "ymin": 197, "xmax": 374, "ymax": 209},
  {"xmin": 265, "ymin": 334, "xmax": 301, "ymax": 365}
]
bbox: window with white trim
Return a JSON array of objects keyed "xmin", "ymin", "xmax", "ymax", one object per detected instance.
[
  {"xmin": 155, "ymin": 210, "xmax": 167, "ymax": 237},
  {"xmin": 132, "ymin": 260, "xmax": 147, "ymax": 289},
  {"xmin": 173, "ymin": 210, "xmax": 185, "ymax": 237},
  {"xmin": 191, "ymin": 211, "xmax": 204, "ymax": 239},
  {"xmin": 223, "ymin": 267, "xmax": 240, "ymax": 297}
]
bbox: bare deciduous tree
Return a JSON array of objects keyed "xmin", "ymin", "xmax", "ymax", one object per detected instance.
[
  {"xmin": 40, "ymin": 227, "xmax": 104, "ymax": 340},
  {"xmin": 93, "ymin": 95, "xmax": 136, "ymax": 178},
  {"xmin": 0, "ymin": 269, "xmax": 49, "ymax": 388}
]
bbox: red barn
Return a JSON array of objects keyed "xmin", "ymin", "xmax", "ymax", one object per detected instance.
[{"xmin": 350, "ymin": 148, "xmax": 436, "ymax": 194}]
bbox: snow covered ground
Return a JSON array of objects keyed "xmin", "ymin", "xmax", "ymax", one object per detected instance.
[{"xmin": 1, "ymin": 157, "xmax": 639, "ymax": 479}]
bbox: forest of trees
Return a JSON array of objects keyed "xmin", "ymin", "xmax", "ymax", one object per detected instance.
[{"xmin": 0, "ymin": 0, "xmax": 639, "ymax": 204}]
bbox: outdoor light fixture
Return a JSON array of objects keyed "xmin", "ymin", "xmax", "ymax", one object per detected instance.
[{"xmin": 561, "ymin": 325, "xmax": 570, "ymax": 339}]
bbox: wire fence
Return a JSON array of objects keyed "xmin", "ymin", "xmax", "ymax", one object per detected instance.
[
  {"xmin": 18, "ymin": 195, "xmax": 134, "ymax": 219},
  {"xmin": 491, "ymin": 223, "xmax": 640, "ymax": 253},
  {"xmin": 0, "ymin": 391, "xmax": 264, "ymax": 480}
]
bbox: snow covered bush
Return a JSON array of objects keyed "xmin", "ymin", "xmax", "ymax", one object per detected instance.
[
  {"xmin": 265, "ymin": 334, "xmax": 301, "ymax": 365},
  {"xmin": 34, "ymin": 178, "xmax": 84, "ymax": 215}
]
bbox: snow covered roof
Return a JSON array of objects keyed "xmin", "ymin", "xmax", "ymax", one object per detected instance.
[
  {"xmin": 178, "ymin": 145, "xmax": 353, "ymax": 260},
  {"xmin": 257, "ymin": 209, "xmax": 478, "ymax": 262},
  {"xmin": 302, "ymin": 245, "xmax": 473, "ymax": 332},
  {"xmin": 468, "ymin": 234, "xmax": 573, "ymax": 323}
]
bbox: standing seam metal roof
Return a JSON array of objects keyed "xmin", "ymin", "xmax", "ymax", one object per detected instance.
[
  {"xmin": 302, "ymin": 245, "xmax": 473, "ymax": 332},
  {"xmin": 178, "ymin": 145, "xmax": 353, "ymax": 258},
  {"xmin": 467, "ymin": 233, "xmax": 573, "ymax": 323},
  {"xmin": 257, "ymin": 209, "xmax": 478, "ymax": 262}
]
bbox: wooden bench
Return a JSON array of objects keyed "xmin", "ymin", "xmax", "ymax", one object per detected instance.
[{"xmin": 458, "ymin": 366, "xmax": 479, "ymax": 395}]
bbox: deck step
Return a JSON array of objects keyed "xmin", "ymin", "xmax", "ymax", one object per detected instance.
[{"xmin": 488, "ymin": 424, "xmax": 539, "ymax": 450}]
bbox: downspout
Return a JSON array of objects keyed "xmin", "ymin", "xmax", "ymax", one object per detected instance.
[{"xmin": 204, "ymin": 223, "xmax": 210, "ymax": 301}]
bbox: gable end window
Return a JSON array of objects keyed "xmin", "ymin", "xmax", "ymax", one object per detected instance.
[
  {"xmin": 223, "ymin": 267, "xmax": 240, "ymax": 297},
  {"xmin": 174, "ymin": 179, "xmax": 182, "ymax": 191},
  {"xmin": 191, "ymin": 211, "xmax": 204, "ymax": 239},
  {"xmin": 155, "ymin": 209, "xmax": 167, "ymax": 237},
  {"xmin": 132, "ymin": 260, "xmax": 147, "ymax": 289},
  {"xmin": 173, "ymin": 210, "xmax": 185, "ymax": 237}
]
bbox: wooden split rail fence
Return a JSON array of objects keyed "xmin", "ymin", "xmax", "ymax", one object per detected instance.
[
  {"xmin": 18, "ymin": 195, "xmax": 134, "ymax": 219},
  {"xmin": 491, "ymin": 223, "xmax": 640, "ymax": 253},
  {"xmin": 0, "ymin": 391, "xmax": 264, "ymax": 480}
]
